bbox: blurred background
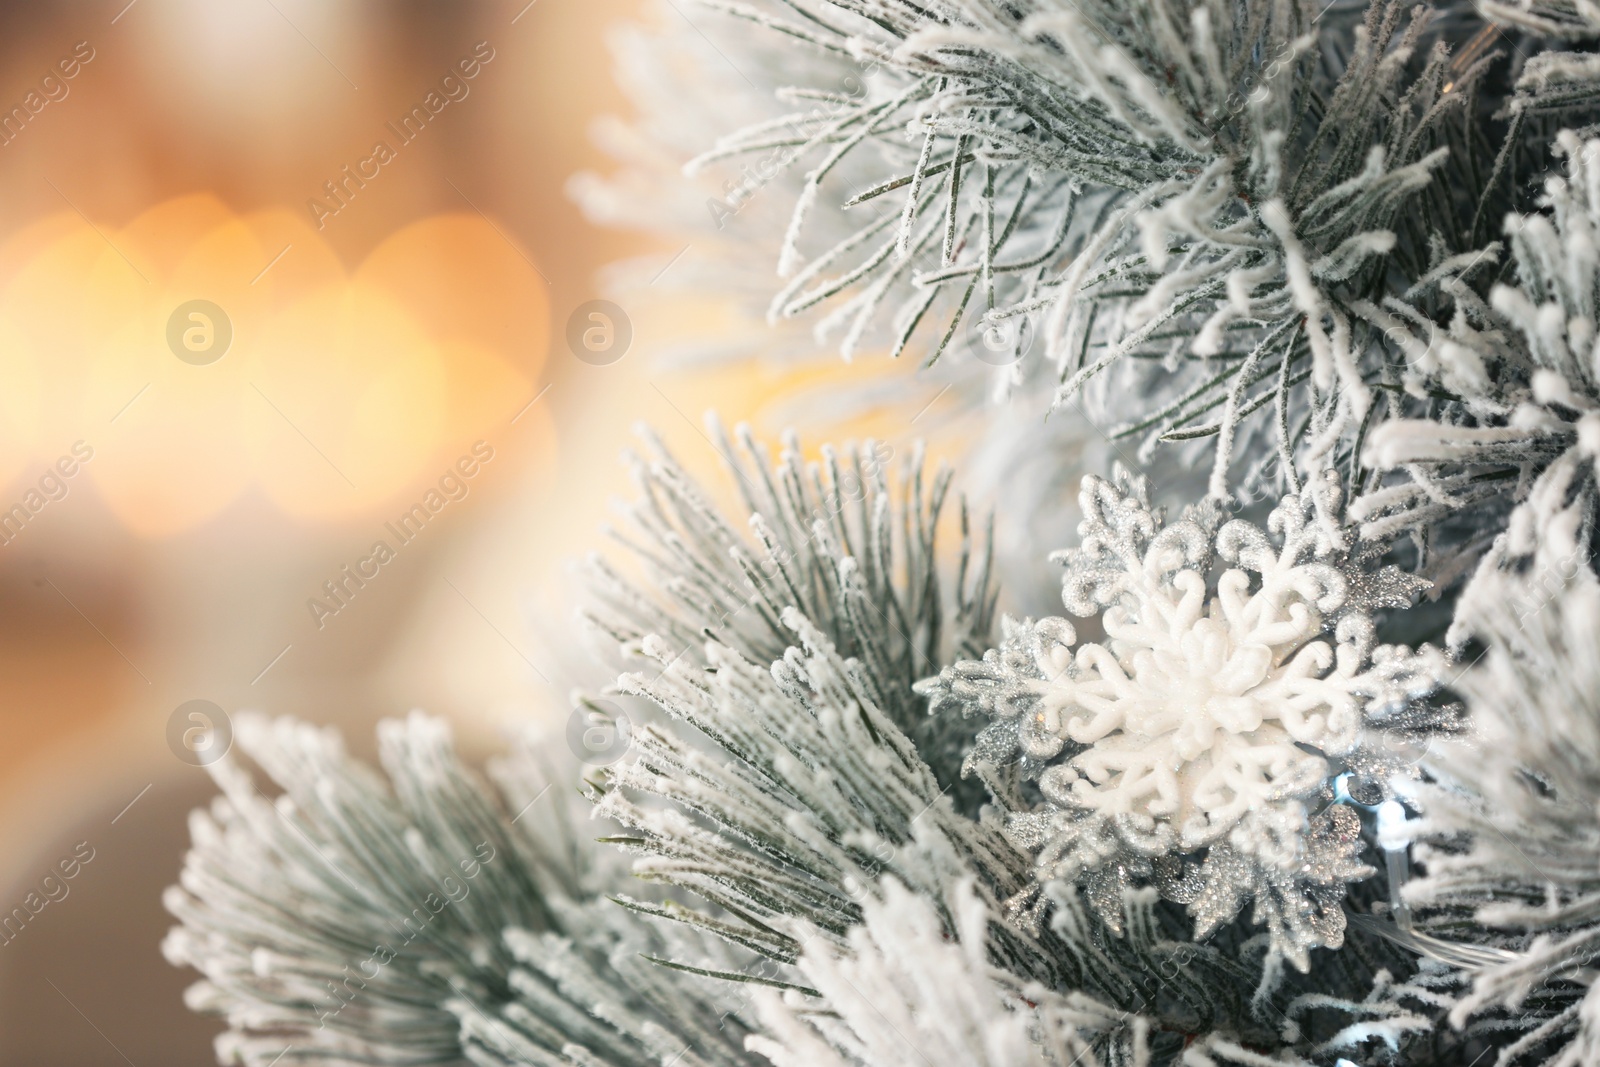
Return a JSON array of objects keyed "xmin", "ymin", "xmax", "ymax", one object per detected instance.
[{"xmin": 0, "ymin": 1, "xmax": 893, "ymax": 1061}]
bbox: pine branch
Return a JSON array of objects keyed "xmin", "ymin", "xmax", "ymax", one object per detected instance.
[{"xmin": 164, "ymin": 714, "xmax": 759, "ymax": 1066}]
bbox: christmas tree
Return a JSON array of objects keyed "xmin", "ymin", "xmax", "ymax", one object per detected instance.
[{"xmin": 165, "ymin": 2, "xmax": 1600, "ymax": 1064}]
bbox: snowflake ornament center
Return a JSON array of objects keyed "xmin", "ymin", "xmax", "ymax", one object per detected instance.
[
  {"xmin": 1129, "ymin": 613, "xmax": 1274, "ymax": 751},
  {"xmin": 1035, "ymin": 576, "xmax": 1355, "ymax": 841}
]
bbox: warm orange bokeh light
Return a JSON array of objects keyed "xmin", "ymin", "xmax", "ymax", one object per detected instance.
[{"xmin": 0, "ymin": 195, "xmax": 549, "ymax": 536}]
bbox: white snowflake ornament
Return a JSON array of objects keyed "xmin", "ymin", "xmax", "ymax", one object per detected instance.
[{"xmin": 920, "ymin": 467, "xmax": 1451, "ymax": 969}]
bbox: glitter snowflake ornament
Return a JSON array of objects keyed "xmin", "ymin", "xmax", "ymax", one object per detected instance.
[{"xmin": 920, "ymin": 466, "xmax": 1448, "ymax": 969}]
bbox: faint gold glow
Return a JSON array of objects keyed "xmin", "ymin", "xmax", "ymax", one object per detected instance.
[{"xmin": 0, "ymin": 195, "xmax": 549, "ymax": 535}]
